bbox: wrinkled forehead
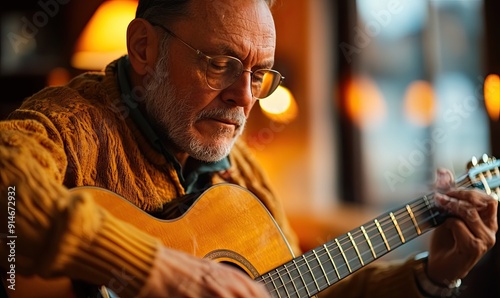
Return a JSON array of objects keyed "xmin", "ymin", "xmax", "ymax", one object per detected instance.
[{"xmin": 186, "ymin": 0, "xmax": 276, "ymax": 53}]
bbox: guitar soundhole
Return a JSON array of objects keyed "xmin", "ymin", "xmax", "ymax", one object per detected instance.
[
  {"xmin": 205, "ymin": 250, "xmax": 260, "ymax": 278},
  {"xmin": 221, "ymin": 261, "xmax": 247, "ymax": 274}
]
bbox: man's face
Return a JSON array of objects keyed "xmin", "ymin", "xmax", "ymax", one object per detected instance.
[{"xmin": 144, "ymin": 0, "xmax": 276, "ymax": 162}]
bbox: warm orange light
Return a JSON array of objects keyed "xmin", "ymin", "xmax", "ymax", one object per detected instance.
[
  {"xmin": 47, "ymin": 67, "xmax": 71, "ymax": 86},
  {"xmin": 344, "ymin": 76, "xmax": 386, "ymax": 128},
  {"xmin": 484, "ymin": 74, "xmax": 500, "ymax": 121},
  {"xmin": 403, "ymin": 80, "xmax": 436, "ymax": 127},
  {"xmin": 71, "ymin": 0, "xmax": 138, "ymax": 70},
  {"xmin": 259, "ymin": 86, "xmax": 298, "ymax": 123}
]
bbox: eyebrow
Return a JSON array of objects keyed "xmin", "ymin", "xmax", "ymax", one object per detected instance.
[{"xmin": 213, "ymin": 43, "xmax": 275, "ymax": 70}]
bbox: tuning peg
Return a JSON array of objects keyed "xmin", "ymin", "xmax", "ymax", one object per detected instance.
[{"xmin": 467, "ymin": 156, "xmax": 478, "ymax": 169}]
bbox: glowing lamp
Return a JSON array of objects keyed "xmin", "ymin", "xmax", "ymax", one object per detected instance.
[
  {"xmin": 344, "ymin": 76, "xmax": 386, "ymax": 128},
  {"xmin": 484, "ymin": 74, "xmax": 500, "ymax": 121},
  {"xmin": 259, "ymin": 85, "xmax": 298, "ymax": 123},
  {"xmin": 403, "ymin": 80, "xmax": 436, "ymax": 127},
  {"xmin": 71, "ymin": 0, "xmax": 138, "ymax": 70}
]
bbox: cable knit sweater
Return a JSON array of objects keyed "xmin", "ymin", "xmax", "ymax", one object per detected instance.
[{"xmin": 0, "ymin": 59, "xmax": 425, "ymax": 298}]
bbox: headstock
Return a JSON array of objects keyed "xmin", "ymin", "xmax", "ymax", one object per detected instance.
[{"xmin": 466, "ymin": 154, "xmax": 500, "ymax": 200}]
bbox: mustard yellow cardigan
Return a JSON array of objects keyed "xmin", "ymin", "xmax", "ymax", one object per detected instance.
[{"xmin": 0, "ymin": 59, "xmax": 424, "ymax": 297}]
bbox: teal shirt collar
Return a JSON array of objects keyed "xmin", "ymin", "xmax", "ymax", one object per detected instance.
[{"xmin": 116, "ymin": 56, "xmax": 230, "ymax": 193}]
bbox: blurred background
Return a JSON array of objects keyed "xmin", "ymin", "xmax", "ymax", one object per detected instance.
[{"xmin": 1, "ymin": 0, "xmax": 499, "ymax": 296}]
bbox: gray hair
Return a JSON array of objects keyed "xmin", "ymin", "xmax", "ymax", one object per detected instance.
[{"xmin": 136, "ymin": 0, "xmax": 275, "ymax": 25}]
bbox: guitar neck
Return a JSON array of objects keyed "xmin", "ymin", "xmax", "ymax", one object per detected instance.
[{"xmin": 256, "ymin": 192, "xmax": 443, "ymax": 298}]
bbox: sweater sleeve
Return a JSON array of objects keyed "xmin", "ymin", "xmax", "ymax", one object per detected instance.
[{"xmin": 0, "ymin": 113, "xmax": 159, "ymax": 298}]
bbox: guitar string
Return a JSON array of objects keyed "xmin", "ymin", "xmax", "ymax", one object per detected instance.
[
  {"xmin": 259, "ymin": 177, "xmax": 476, "ymax": 289},
  {"xmin": 262, "ymin": 173, "xmax": 500, "ymax": 296},
  {"xmin": 259, "ymin": 178, "xmax": 480, "ymax": 296},
  {"xmin": 259, "ymin": 177, "xmax": 478, "ymax": 294},
  {"xmin": 262, "ymin": 177, "xmax": 500, "ymax": 297},
  {"xmin": 259, "ymin": 194, "xmax": 438, "ymax": 296},
  {"xmin": 262, "ymin": 196, "xmax": 449, "ymax": 297}
]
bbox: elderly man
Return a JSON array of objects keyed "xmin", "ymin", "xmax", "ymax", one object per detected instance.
[{"xmin": 0, "ymin": 0, "xmax": 497, "ymax": 297}]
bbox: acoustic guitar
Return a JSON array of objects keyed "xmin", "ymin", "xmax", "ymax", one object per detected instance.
[{"xmin": 6, "ymin": 155, "xmax": 500, "ymax": 298}]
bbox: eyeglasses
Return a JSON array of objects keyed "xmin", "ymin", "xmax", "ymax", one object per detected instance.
[{"xmin": 150, "ymin": 22, "xmax": 284, "ymax": 99}]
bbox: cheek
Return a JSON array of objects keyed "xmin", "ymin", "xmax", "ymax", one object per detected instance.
[
  {"xmin": 168, "ymin": 49, "xmax": 206, "ymax": 88},
  {"xmin": 171, "ymin": 72, "xmax": 216, "ymax": 105},
  {"xmin": 175, "ymin": 88, "xmax": 221, "ymax": 124},
  {"xmin": 166, "ymin": 62, "xmax": 222, "ymax": 113}
]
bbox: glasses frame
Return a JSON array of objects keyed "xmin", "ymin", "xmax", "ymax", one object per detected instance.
[{"xmin": 149, "ymin": 21, "xmax": 284, "ymax": 99}]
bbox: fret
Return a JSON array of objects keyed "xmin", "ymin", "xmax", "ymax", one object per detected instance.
[
  {"xmin": 313, "ymin": 249, "xmax": 331, "ymax": 286},
  {"xmin": 317, "ymin": 244, "xmax": 338, "ymax": 287},
  {"xmin": 389, "ymin": 212, "xmax": 405, "ymax": 243},
  {"xmin": 268, "ymin": 271, "xmax": 283, "ymax": 298},
  {"xmin": 361, "ymin": 225, "xmax": 377, "ymax": 259},
  {"xmin": 374, "ymin": 219, "xmax": 391, "ymax": 251},
  {"xmin": 381, "ymin": 214, "xmax": 406, "ymax": 249},
  {"xmin": 278, "ymin": 267, "xmax": 291, "ymax": 298},
  {"xmin": 324, "ymin": 244, "xmax": 341, "ymax": 280},
  {"xmin": 410, "ymin": 195, "xmax": 441, "ymax": 234},
  {"xmin": 277, "ymin": 263, "xmax": 297, "ymax": 297},
  {"xmin": 257, "ymin": 269, "xmax": 281, "ymax": 297},
  {"xmin": 303, "ymin": 250, "xmax": 329, "ymax": 292},
  {"xmin": 399, "ymin": 210, "xmax": 421, "ymax": 243},
  {"xmin": 284, "ymin": 263, "xmax": 300, "ymax": 297},
  {"xmin": 364, "ymin": 221, "xmax": 389, "ymax": 257},
  {"xmin": 406, "ymin": 204, "xmax": 421, "ymax": 235},
  {"xmin": 423, "ymin": 195, "xmax": 438, "ymax": 226},
  {"xmin": 348, "ymin": 232, "xmax": 364, "ymax": 266},
  {"xmin": 327, "ymin": 241, "xmax": 351, "ymax": 279},
  {"xmin": 347, "ymin": 227, "xmax": 374, "ymax": 265},
  {"xmin": 294, "ymin": 258, "xmax": 311, "ymax": 297},
  {"xmin": 292, "ymin": 259, "xmax": 309, "ymax": 298},
  {"xmin": 335, "ymin": 239, "xmax": 352, "ymax": 273},
  {"xmin": 302, "ymin": 254, "xmax": 320, "ymax": 293}
]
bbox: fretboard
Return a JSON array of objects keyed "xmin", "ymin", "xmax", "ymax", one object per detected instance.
[{"xmin": 255, "ymin": 192, "xmax": 443, "ymax": 298}]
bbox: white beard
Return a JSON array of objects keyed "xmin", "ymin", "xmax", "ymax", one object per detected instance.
[{"xmin": 143, "ymin": 51, "xmax": 246, "ymax": 162}]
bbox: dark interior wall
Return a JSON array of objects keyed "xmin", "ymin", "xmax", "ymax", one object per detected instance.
[
  {"xmin": 0, "ymin": 0, "xmax": 102, "ymax": 119},
  {"xmin": 485, "ymin": 0, "xmax": 500, "ymax": 159},
  {"xmin": 334, "ymin": 0, "xmax": 364, "ymax": 204}
]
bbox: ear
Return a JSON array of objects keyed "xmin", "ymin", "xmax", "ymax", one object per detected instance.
[{"xmin": 126, "ymin": 18, "xmax": 159, "ymax": 76}]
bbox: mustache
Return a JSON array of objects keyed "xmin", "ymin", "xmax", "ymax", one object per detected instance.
[{"xmin": 197, "ymin": 108, "xmax": 247, "ymax": 127}]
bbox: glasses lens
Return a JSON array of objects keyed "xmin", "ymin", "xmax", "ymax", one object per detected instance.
[
  {"xmin": 252, "ymin": 69, "xmax": 282, "ymax": 99},
  {"xmin": 205, "ymin": 56, "xmax": 243, "ymax": 90},
  {"xmin": 204, "ymin": 56, "xmax": 283, "ymax": 99}
]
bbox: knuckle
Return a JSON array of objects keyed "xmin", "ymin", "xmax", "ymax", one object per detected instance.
[{"xmin": 486, "ymin": 233, "xmax": 496, "ymax": 249}]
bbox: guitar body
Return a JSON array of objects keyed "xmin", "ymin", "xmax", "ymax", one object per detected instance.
[
  {"xmin": 7, "ymin": 184, "xmax": 296, "ymax": 298},
  {"xmin": 85, "ymin": 183, "xmax": 295, "ymax": 278}
]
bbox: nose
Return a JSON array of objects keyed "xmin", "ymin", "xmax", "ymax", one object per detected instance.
[{"xmin": 219, "ymin": 70, "xmax": 255, "ymax": 112}]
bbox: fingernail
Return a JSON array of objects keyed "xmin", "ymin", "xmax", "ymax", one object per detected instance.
[{"xmin": 434, "ymin": 193, "xmax": 450, "ymax": 207}]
